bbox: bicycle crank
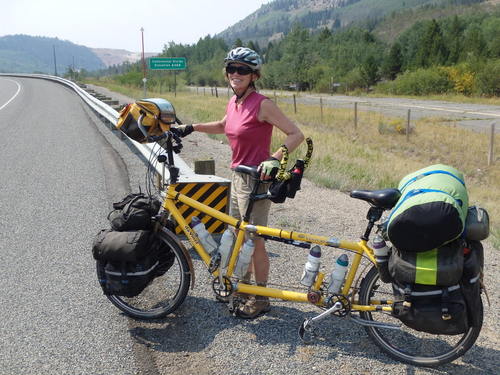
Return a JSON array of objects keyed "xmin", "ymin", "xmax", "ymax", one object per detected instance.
[{"xmin": 298, "ymin": 301, "xmax": 343, "ymax": 344}]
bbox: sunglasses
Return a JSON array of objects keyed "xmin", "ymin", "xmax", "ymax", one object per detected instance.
[{"xmin": 225, "ymin": 65, "xmax": 254, "ymax": 75}]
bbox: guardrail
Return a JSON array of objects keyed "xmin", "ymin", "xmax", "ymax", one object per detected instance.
[{"xmin": 1, "ymin": 73, "xmax": 228, "ymax": 184}]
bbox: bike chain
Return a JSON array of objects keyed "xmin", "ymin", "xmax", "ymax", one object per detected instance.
[{"xmin": 326, "ymin": 294, "xmax": 351, "ymax": 317}]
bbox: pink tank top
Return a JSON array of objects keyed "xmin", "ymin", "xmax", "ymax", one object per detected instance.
[{"xmin": 225, "ymin": 91, "xmax": 273, "ymax": 169}]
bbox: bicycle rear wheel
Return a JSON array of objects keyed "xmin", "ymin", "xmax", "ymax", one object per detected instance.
[
  {"xmin": 359, "ymin": 266, "xmax": 482, "ymax": 367},
  {"xmin": 96, "ymin": 231, "xmax": 191, "ymax": 319}
]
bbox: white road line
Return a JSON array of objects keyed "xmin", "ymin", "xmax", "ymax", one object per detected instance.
[{"xmin": 0, "ymin": 78, "xmax": 22, "ymax": 111}]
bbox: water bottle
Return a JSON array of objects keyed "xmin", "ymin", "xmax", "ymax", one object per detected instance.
[
  {"xmin": 372, "ymin": 234, "xmax": 392, "ymax": 283},
  {"xmin": 217, "ymin": 229, "xmax": 234, "ymax": 269},
  {"xmin": 300, "ymin": 245, "xmax": 321, "ymax": 287},
  {"xmin": 327, "ymin": 254, "xmax": 349, "ymax": 294},
  {"xmin": 234, "ymin": 239, "xmax": 255, "ymax": 279},
  {"xmin": 190, "ymin": 217, "xmax": 218, "ymax": 254}
]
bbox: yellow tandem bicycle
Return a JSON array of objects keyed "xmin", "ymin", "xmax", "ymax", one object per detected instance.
[{"xmin": 96, "ymin": 124, "xmax": 483, "ymax": 367}]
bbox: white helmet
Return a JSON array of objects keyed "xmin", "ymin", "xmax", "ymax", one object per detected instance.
[{"xmin": 224, "ymin": 47, "xmax": 262, "ymax": 71}]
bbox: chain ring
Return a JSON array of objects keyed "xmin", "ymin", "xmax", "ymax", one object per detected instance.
[
  {"xmin": 212, "ymin": 276, "xmax": 233, "ymax": 299},
  {"xmin": 326, "ymin": 294, "xmax": 351, "ymax": 317}
]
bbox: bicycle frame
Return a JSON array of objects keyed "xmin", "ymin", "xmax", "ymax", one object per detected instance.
[{"xmin": 162, "ymin": 183, "xmax": 392, "ymax": 313}]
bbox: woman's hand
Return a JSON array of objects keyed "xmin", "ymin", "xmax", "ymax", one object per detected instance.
[{"xmin": 258, "ymin": 157, "xmax": 280, "ymax": 180}]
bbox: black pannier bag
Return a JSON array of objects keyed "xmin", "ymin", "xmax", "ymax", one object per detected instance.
[
  {"xmin": 92, "ymin": 229, "xmax": 152, "ymax": 262},
  {"xmin": 94, "ymin": 230, "xmax": 176, "ymax": 297},
  {"xmin": 108, "ymin": 193, "xmax": 161, "ymax": 231},
  {"xmin": 391, "ymin": 282, "xmax": 469, "ymax": 335},
  {"xmin": 388, "ymin": 240, "xmax": 464, "ymax": 287},
  {"xmin": 461, "ymin": 240, "xmax": 483, "ymax": 327},
  {"xmin": 101, "ymin": 256, "xmax": 159, "ymax": 298}
]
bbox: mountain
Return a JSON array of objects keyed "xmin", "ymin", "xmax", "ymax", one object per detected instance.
[
  {"xmin": 0, "ymin": 34, "xmax": 105, "ymax": 74},
  {"xmin": 91, "ymin": 48, "xmax": 158, "ymax": 67},
  {"xmin": 216, "ymin": 0, "xmax": 488, "ymax": 46}
]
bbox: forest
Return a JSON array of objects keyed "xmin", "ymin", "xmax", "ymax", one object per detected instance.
[{"xmin": 94, "ymin": 5, "xmax": 500, "ymax": 97}]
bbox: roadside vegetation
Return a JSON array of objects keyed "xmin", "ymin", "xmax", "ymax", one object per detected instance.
[
  {"xmin": 84, "ymin": 79, "xmax": 500, "ymax": 248},
  {"xmin": 88, "ymin": 4, "xmax": 500, "ymax": 100}
]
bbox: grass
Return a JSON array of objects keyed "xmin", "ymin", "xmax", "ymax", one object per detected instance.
[{"xmin": 85, "ymin": 79, "xmax": 500, "ymax": 249}]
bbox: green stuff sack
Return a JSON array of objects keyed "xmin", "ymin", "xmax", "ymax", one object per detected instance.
[{"xmin": 387, "ymin": 164, "xmax": 468, "ymax": 253}]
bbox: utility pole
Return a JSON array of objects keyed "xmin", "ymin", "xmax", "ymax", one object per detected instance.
[
  {"xmin": 53, "ymin": 45, "xmax": 58, "ymax": 76},
  {"xmin": 141, "ymin": 27, "xmax": 147, "ymax": 97}
]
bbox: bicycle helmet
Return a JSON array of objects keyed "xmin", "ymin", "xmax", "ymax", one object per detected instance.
[{"xmin": 224, "ymin": 47, "xmax": 262, "ymax": 71}]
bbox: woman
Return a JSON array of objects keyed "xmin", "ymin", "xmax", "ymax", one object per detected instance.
[{"xmin": 173, "ymin": 47, "xmax": 304, "ymax": 318}]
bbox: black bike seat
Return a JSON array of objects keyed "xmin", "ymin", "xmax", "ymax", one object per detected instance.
[
  {"xmin": 350, "ymin": 188, "xmax": 401, "ymax": 210},
  {"xmin": 234, "ymin": 165, "xmax": 260, "ymax": 179}
]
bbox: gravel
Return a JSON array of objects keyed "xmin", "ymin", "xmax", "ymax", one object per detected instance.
[{"xmin": 89, "ymin": 84, "xmax": 500, "ymax": 375}]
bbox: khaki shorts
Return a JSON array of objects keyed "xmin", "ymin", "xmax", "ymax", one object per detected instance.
[{"xmin": 230, "ymin": 170, "xmax": 271, "ymax": 226}]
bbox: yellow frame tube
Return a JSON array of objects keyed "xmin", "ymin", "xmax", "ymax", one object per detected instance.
[
  {"xmin": 163, "ymin": 186, "xmax": 386, "ymax": 309},
  {"xmin": 237, "ymin": 284, "xmax": 312, "ymax": 303}
]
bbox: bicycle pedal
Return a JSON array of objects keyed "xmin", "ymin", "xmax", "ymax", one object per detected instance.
[
  {"xmin": 227, "ymin": 295, "xmax": 242, "ymax": 314},
  {"xmin": 298, "ymin": 319, "xmax": 317, "ymax": 344}
]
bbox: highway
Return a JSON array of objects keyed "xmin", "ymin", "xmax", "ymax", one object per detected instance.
[{"xmin": 0, "ymin": 77, "xmax": 138, "ymax": 374}]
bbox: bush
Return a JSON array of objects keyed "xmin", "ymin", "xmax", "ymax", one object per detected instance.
[
  {"xmin": 475, "ymin": 59, "xmax": 500, "ymax": 96},
  {"xmin": 376, "ymin": 67, "xmax": 452, "ymax": 95},
  {"xmin": 441, "ymin": 65, "xmax": 475, "ymax": 96}
]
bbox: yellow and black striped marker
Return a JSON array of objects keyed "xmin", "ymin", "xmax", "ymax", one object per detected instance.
[{"xmin": 172, "ymin": 182, "xmax": 229, "ymax": 234}]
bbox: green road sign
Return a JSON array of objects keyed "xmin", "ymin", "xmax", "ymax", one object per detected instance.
[{"xmin": 149, "ymin": 57, "xmax": 187, "ymax": 70}]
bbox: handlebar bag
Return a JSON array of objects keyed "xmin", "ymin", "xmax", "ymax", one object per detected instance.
[
  {"xmin": 108, "ymin": 193, "xmax": 161, "ymax": 231},
  {"xmin": 387, "ymin": 164, "xmax": 468, "ymax": 252},
  {"xmin": 269, "ymin": 160, "xmax": 305, "ymax": 204},
  {"xmin": 117, "ymin": 98, "xmax": 176, "ymax": 143}
]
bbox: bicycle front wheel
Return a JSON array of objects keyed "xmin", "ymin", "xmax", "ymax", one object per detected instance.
[
  {"xmin": 96, "ymin": 231, "xmax": 191, "ymax": 320},
  {"xmin": 359, "ymin": 266, "xmax": 482, "ymax": 367}
]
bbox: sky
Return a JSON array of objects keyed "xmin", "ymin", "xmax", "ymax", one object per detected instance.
[{"xmin": 0, "ymin": 0, "xmax": 272, "ymax": 53}]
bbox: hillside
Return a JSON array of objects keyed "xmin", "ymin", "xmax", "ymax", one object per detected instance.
[
  {"xmin": 91, "ymin": 48, "xmax": 158, "ymax": 67},
  {"xmin": 0, "ymin": 35, "xmax": 105, "ymax": 74},
  {"xmin": 216, "ymin": 0, "xmax": 489, "ymax": 46}
]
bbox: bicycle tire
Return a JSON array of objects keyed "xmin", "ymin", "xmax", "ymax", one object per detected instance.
[
  {"xmin": 96, "ymin": 231, "xmax": 191, "ymax": 320},
  {"xmin": 359, "ymin": 266, "xmax": 482, "ymax": 367}
]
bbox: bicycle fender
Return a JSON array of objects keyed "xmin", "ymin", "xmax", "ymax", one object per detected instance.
[{"xmin": 159, "ymin": 227, "xmax": 196, "ymax": 289}]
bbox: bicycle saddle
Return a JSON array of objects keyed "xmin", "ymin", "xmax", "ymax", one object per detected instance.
[
  {"xmin": 350, "ymin": 188, "xmax": 401, "ymax": 210},
  {"xmin": 234, "ymin": 165, "xmax": 260, "ymax": 179}
]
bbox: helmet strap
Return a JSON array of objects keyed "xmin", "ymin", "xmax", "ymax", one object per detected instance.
[{"xmin": 232, "ymin": 80, "xmax": 255, "ymax": 101}]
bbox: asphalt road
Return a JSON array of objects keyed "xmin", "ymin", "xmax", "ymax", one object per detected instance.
[
  {"xmin": 189, "ymin": 86, "xmax": 500, "ymax": 133},
  {"xmin": 0, "ymin": 77, "xmax": 137, "ymax": 374}
]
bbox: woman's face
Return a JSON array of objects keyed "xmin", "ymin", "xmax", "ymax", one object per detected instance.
[{"xmin": 226, "ymin": 63, "xmax": 256, "ymax": 95}]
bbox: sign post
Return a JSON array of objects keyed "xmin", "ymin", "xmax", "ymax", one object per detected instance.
[{"xmin": 148, "ymin": 57, "xmax": 187, "ymax": 96}]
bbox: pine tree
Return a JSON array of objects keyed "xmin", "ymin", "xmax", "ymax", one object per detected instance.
[{"xmin": 383, "ymin": 42, "xmax": 403, "ymax": 80}]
